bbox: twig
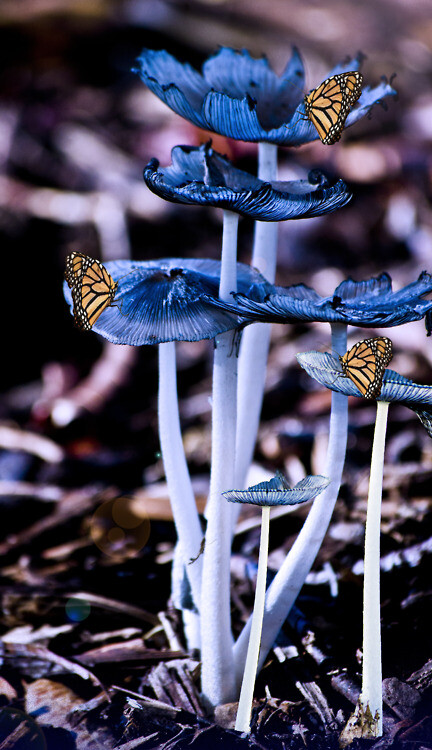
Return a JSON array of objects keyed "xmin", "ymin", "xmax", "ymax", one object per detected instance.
[
  {"xmin": 115, "ymin": 735, "xmax": 160, "ymax": 750},
  {"xmin": 0, "ymin": 425, "xmax": 63, "ymax": 463},
  {"xmin": 51, "ymin": 343, "xmax": 136, "ymax": 426},
  {"xmin": 2, "ymin": 642, "xmax": 106, "ymax": 693},
  {"xmin": 0, "ymin": 723, "xmax": 32, "ymax": 750},
  {"xmin": 67, "ymin": 592, "xmax": 159, "ymax": 626},
  {"xmin": 0, "ymin": 481, "xmax": 63, "ymax": 501},
  {"xmin": 0, "ymin": 486, "xmax": 104, "ymax": 555}
]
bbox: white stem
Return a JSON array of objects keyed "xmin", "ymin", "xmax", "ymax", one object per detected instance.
[
  {"xmin": 219, "ymin": 211, "xmax": 239, "ymax": 301},
  {"xmin": 235, "ymin": 142, "xmax": 278, "ymax": 490},
  {"xmin": 158, "ymin": 342, "xmax": 204, "ymax": 616},
  {"xmin": 233, "ymin": 323, "xmax": 349, "ymax": 687},
  {"xmin": 235, "ymin": 505, "xmax": 270, "ymax": 734},
  {"xmin": 200, "ymin": 211, "xmax": 239, "ymax": 707},
  {"xmin": 171, "ymin": 541, "xmax": 201, "ymax": 652},
  {"xmin": 182, "ymin": 608, "xmax": 202, "ymax": 655},
  {"xmin": 360, "ymin": 399, "xmax": 389, "ymax": 737}
]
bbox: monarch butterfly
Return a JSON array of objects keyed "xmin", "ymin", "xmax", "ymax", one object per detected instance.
[
  {"xmin": 65, "ymin": 252, "xmax": 118, "ymax": 330},
  {"xmin": 339, "ymin": 336, "xmax": 393, "ymax": 399},
  {"xmin": 304, "ymin": 71, "xmax": 363, "ymax": 145}
]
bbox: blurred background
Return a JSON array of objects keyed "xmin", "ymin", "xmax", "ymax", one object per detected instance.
[{"xmin": 1, "ymin": 0, "xmax": 432, "ymax": 509}]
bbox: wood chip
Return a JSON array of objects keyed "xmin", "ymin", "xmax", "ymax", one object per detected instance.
[
  {"xmin": 382, "ymin": 677, "xmax": 421, "ymax": 719},
  {"xmin": 4, "ymin": 643, "xmax": 105, "ymax": 692},
  {"xmin": 144, "ymin": 659, "xmax": 203, "ymax": 716},
  {"xmin": 25, "ymin": 679, "xmax": 114, "ymax": 748},
  {"xmin": 76, "ymin": 639, "xmax": 182, "ymax": 666},
  {"xmin": 66, "ymin": 592, "xmax": 159, "ymax": 626},
  {"xmin": 295, "ymin": 680, "xmax": 339, "ymax": 730}
]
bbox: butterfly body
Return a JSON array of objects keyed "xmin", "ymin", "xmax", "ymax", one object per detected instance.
[
  {"xmin": 339, "ymin": 336, "xmax": 393, "ymax": 399},
  {"xmin": 304, "ymin": 71, "xmax": 363, "ymax": 145},
  {"xmin": 65, "ymin": 252, "xmax": 118, "ymax": 330}
]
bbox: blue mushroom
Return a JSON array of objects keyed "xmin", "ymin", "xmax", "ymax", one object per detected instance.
[
  {"xmin": 144, "ymin": 143, "xmax": 352, "ymax": 221},
  {"xmin": 223, "ymin": 471, "xmax": 330, "ymax": 506},
  {"xmin": 63, "ymin": 257, "xmax": 264, "ymax": 345},
  {"xmin": 297, "ymin": 349, "xmax": 432, "ymax": 436},
  {"xmin": 213, "ymin": 271, "xmax": 432, "ymax": 329},
  {"xmin": 223, "ymin": 469, "xmax": 330, "ymax": 733},
  {"xmin": 134, "ymin": 47, "xmax": 396, "ymax": 145}
]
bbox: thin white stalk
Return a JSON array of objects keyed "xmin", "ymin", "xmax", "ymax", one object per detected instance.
[
  {"xmin": 218, "ymin": 210, "xmax": 240, "ymax": 301},
  {"xmin": 201, "ymin": 211, "xmax": 239, "ymax": 707},
  {"xmin": 235, "ymin": 505, "xmax": 270, "ymax": 734},
  {"xmin": 171, "ymin": 541, "xmax": 201, "ymax": 653},
  {"xmin": 233, "ymin": 323, "xmax": 349, "ymax": 687},
  {"xmin": 235, "ymin": 142, "xmax": 278, "ymax": 489},
  {"xmin": 360, "ymin": 399, "xmax": 389, "ymax": 736},
  {"xmin": 158, "ymin": 342, "xmax": 204, "ymax": 617}
]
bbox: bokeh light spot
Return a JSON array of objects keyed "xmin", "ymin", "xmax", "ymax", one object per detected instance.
[
  {"xmin": 0, "ymin": 707, "xmax": 46, "ymax": 749},
  {"xmin": 65, "ymin": 597, "xmax": 91, "ymax": 623},
  {"xmin": 90, "ymin": 497, "xmax": 151, "ymax": 558}
]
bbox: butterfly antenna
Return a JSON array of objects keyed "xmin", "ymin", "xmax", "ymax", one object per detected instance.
[{"xmin": 116, "ymin": 266, "xmax": 139, "ymax": 283}]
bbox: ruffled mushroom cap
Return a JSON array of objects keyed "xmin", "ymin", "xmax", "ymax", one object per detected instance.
[
  {"xmin": 134, "ymin": 47, "xmax": 396, "ymax": 145},
  {"xmin": 214, "ymin": 272, "xmax": 432, "ymax": 328},
  {"xmin": 297, "ymin": 350, "xmax": 432, "ymax": 437},
  {"xmin": 144, "ymin": 143, "xmax": 351, "ymax": 220},
  {"xmin": 64, "ymin": 257, "xmax": 265, "ymax": 345},
  {"xmin": 223, "ymin": 471, "xmax": 330, "ymax": 506}
]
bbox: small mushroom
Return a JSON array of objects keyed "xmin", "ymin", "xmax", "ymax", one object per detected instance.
[{"xmin": 223, "ymin": 472, "xmax": 330, "ymax": 734}]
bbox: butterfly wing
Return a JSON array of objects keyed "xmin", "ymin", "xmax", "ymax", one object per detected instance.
[
  {"xmin": 65, "ymin": 251, "xmax": 85, "ymax": 287},
  {"xmin": 372, "ymin": 336, "xmax": 393, "ymax": 367},
  {"xmin": 65, "ymin": 252, "xmax": 118, "ymax": 330},
  {"xmin": 339, "ymin": 337, "xmax": 393, "ymax": 398},
  {"xmin": 304, "ymin": 71, "xmax": 363, "ymax": 145}
]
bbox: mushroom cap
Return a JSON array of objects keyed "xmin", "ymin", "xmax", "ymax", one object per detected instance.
[
  {"xmin": 298, "ymin": 348, "xmax": 432, "ymax": 439},
  {"xmin": 64, "ymin": 257, "xmax": 265, "ymax": 345},
  {"xmin": 214, "ymin": 271, "xmax": 432, "ymax": 328},
  {"xmin": 144, "ymin": 143, "xmax": 351, "ymax": 220},
  {"xmin": 223, "ymin": 471, "xmax": 330, "ymax": 506},
  {"xmin": 134, "ymin": 47, "xmax": 396, "ymax": 145}
]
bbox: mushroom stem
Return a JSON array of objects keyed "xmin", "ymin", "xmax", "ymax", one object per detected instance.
[
  {"xmin": 233, "ymin": 322, "xmax": 348, "ymax": 686},
  {"xmin": 158, "ymin": 342, "xmax": 204, "ymax": 618},
  {"xmin": 171, "ymin": 540, "xmax": 201, "ymax": 652},
  {"xmin": 235, "ymin": 505, "xmax": 270, "ymax": 734},
  {"xmin": 201, "ymin": 210, "xmax": 239, "ymax": 706},
  {"xmin": 235, "ymin": 142, "xmax": 278, "ymax": 489},
  {"xmin": 219, "ymin": 210, "xmax": 239, "ymax": 301},
  {"xmin": 360, "ymin": 399, "xmax": 389, "ymax": 736},
  {"xmin": 340, "ymin": 399, "xmax": 388, "ymax": 745}
]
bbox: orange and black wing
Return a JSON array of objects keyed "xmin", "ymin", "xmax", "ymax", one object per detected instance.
[
  {"xmin": 339, "ymin": 336, "xmax": 393, "ymax": 398},
  {"xmin": 64, "ymin": 251, "xmax": 85, "ymax": 287},
  {"xmin": 304, "ymin": 71, "xmax": 363, "ymax": 145},
  {"xmin": 65, "ymin": 252, "xmax": 118, "ymax": 330},
  {"xmin": 371, "ymin": 336, "xmax": 393, "ymax": 367}
]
